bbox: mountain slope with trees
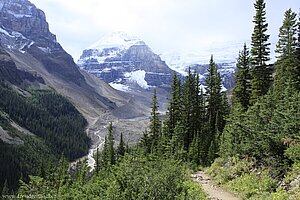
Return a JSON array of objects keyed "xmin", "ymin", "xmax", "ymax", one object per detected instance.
[
  {"xmin": 1, "ymin": 0, "xmax": 300, "ymax": 199},
  {"xmin": 210, "ymin": 1, "xmax": 300, "ymax": 199},
  {"xmin": 0, "ymin": 83, "xmax": 90, "ymax": 193}
]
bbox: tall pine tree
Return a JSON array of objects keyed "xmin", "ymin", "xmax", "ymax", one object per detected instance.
[
  {"xmin": 102, "ymin": 122, "xmax": 115, "ymax": 168},
  {"xmin": 275, "ymin": 9, "xmax": 300, "ymax": 92},
  {"xmin": 205, "ymin": 55, "xmax": 222, "ymax": 135},
  {"xmin": 165, "ymin": 73, "xmax": 182, "ymax": 139},
  {"xmin": 297, "ymin": 13, "xmax": 300, "ymax": 60},
  {"xmin": 117, "ymin": 133, "xmax": 125, "ymax": 159},
  {"xmin": 233, "ymin": 43, "xmax": 251, "ymax": 110},
  {"xmin": 250, "ymin": 0, "xmax": 272, "ymax": 103},
  {"xmin": 205, "ymin": 55, "xmax": 224, "ymax": 164},
  {"xmin": 149, "ymin": 89, "xmax": 161, "ymax": 153},
  {"xmin": 182, "ymin": 68, "xmax": 197, "ymax": 150},
  {"xmin": 276, "ymin": 9, "xmax": 298, "ymax": 58},
  {"xmin": 297, "ymin": 13, "xmax": 300, "ymax": 90}
]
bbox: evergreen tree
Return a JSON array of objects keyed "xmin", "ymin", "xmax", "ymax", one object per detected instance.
[
  {"xmin": 182, "ymin": 68, "xmax": 196, "ymax": 150},
  {"xmin": 171, "ymin": 121, "xmax": 186, "ymax": 160},
  {"xmin": 192, "ymin": 72, "xmax": 202, "ymax": 140},
  {"xmin": 205, "ymin": 55, "xmax": 224, "ymax": 164},
  {"xmin": 76, "ymin": 159, "xmax": 89, "ymax": 185},
  {"xmin": 250, "ymin": 0, "xmax": 272, "ymax": 103},
  {"xmin": 149, "ymin": 89, "xmax": 161, "ymax": 153},
  {"xmin": 275, "ymin": 9, "xmax": 300, "ymax": 92},
  {"xmin": 107, "ymin": 122, "xmax": 115, "ymax": 165},
  {"xmin": 117, "ymin": 133, "xmax": 125, "ymax": 159},
  {"xmin": 197, "ymin": 88, "xmax": 207, "ymax": 165},
  {"xmin": 53, "ymin": 155, "xmax": 69, "ymax": 193},
  {"xmin": 140, "ymin": 130, "xmax": 151, "ymax": 154},
  {"xmin": 295, "ymin": 12, "xmax": 300, "ymax": 89},
  {"xmin": 217, "ymin": 95, "xmax": 230, "ymax": 134},
  {"xmin": 220, "ymin": 104, "xmax": 247, "ymax": 158},
  {"xmin": 94, "ymin": 148, "xmax": 99, "ymax": 174},
  {"xmin": 205, "ymin": 55, "xmax": 222, "ymax": 135},
  {"xmin": 233, "ymin": 43, "xmax": 251, "ymax": 110},
  {"xmin": 188, "ymin": 133, "xmax": 200, "ymax": 165},
  {"xmin": 276, "ymin": 9, "xmax": 298, "ymax": 59},
  {"xmin": 102, "ymin": 123, "xmax": 115, "ymax": 168},
  {"xmin": 206, "ymin": 140, "xmax": 218, "ymax": 165},
  {"xmin": 102, "ymin": 136, "xmax": 109, "ymax": 169},
  {"xmin": 165, "ymin": 73, "xmax": 182, "ymax": 139},
  {"xmin": 296, "ymin": 13, "xmax": 300, "ymax": 60}
]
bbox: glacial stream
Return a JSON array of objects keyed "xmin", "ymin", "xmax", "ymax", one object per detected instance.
[
  {"xmin": 70, "ymin": 117, "xmax": 106, "ymax": 172},
  {"xmin": 87, "ymin": 130, "xmax": 105, "ymax": 171}
]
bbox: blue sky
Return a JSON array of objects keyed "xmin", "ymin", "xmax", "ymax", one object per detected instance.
[{"xmin": 30, "ymin": 0, "xmax": 299, "ymax": 61}]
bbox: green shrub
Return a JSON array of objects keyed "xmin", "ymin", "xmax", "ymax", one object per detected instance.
[
  {"xmin": 180, "ymin": 180, "xmax": 208, "ymax": 200},
  {"xmin": 285, "ymin": 143, "xmax": 300, "ymax": 163},
  {"xmin": 271, "ymin": 188, "xmax": 290, "ymax": 200},
  {"xmin": 207, "ymin": 157, "xmax": 253, "ymax": 184},
  {"xmin": 226, "ymin": 170, "xmax": 277, "ymax": 199}
]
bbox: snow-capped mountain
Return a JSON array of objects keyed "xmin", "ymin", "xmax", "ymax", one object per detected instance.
[
  {"xmin": 0, "ymin": 0, "xmax": 151, "ymax": 117},
  {"xmin": 161, "ymin": 39, "xmax": 278, "ymax": 90},
  {"xmin": 161, "ymin": 41, "xmax": 248, "ymax": 90},
  {"xmin": 78, "ymin": 32, "xmax": 175, "ymax": 92}
]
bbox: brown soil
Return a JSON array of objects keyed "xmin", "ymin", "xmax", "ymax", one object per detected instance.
[{"xmin": 191, "ymin": 171, "xmax": 241, "ymax": 200}]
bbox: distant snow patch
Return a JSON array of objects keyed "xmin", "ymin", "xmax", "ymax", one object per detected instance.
[
  {"xmin": 19, "ymin": 43, "xmax": 27, "ymax": 53},
  {"xmin": 8, "ymin": 11, "xmax": 32, "ymax": 18},
  {"xmin": 109, "ymin": 83, "xmax": 130, "ymax": 92},
  {"xmin": 200, "ymin": 85, "xmax": 207, "ymax": 94},
  {"xmin": 221, "ymin": 85, "xmax": 227, "ymax": 92},
  {"xmin": 0, "ymin": 28, "xmax": 13, "ymax": 37},
  {"xmin": 27, "ymin": 41, "xmax": 34, "ymax": 48},
  {"xmin": 12, "ymin": 31, "xmax": 26, "ymax": 39},
  {"xmin": 124, "ymin": 70, "xmax": 150, "ymax": 89},
  {"xmin": 0, "ymin": 2, "xmax": 4, "ymax": 10},
  {"xmin": 78, "ymin": 49, "xmax": 120, "ymax": 65},
  {"xmin": 38, "ymin": 47, "xmax": 51, "ymax": 53},
  {"xmin": 199, "ymin": 84, "xmax": 226, "ymax": 94},
  {"xmin": 102, "ymin": 68, "xmax": 111, "ymax": 73},
  {"xmin": 87, "ymin": 31, "xmax": 144, "ymax": 52}
]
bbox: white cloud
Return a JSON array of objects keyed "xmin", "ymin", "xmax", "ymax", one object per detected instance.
[{"xmin": 30, "ymin": 0, "xmax": 300, "ymax": 61}]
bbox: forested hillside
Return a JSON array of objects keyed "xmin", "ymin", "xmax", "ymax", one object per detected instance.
[{"xmin": 0, "ymin": 84, "xmax": 90, "ymax": 193}]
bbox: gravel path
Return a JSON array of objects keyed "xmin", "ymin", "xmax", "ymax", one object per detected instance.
[{"xmin": 191, "ymin": 171, "xmax": 241, "ymax": 200}]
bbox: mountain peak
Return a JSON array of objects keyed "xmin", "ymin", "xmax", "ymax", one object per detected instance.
[
  {"xmin": 87, "ymin": 31, "xmax": 145, "ymax": 51},
  {"xmin": 0, "ymin": 0, "xmax": 56, "ymax": 42}
]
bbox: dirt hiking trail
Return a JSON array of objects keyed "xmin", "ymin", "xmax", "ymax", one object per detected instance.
[{"xmin": 191, "ymin": 171, "xmax": 242, "ymax": 200}]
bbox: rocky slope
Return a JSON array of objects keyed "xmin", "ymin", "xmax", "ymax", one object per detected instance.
[
  {"xmin": 0, "ymin": 0, "xmax": 149, "ymax": 159},
  {"xmin": 78, "ymin": 32, "xmax": 175, "ymax": 92}
]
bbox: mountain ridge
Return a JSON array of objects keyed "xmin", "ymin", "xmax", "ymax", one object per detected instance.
[{"xmin": 78, "ymin": 31, "xmax": 175, "ymax": 94}]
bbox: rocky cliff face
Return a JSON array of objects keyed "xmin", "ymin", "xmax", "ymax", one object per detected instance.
[
  {"xmin": 0, "ymin": 0, "xmax": 151, "ymax": 118},
  {"xmin": 0, "ymin": 44, "xmax": 44, "ymax": 85},
  {"xmin": 78, "ymin": 32, "xmax": 175, "ymax": 92},
  {"xmin": 0, "ymin": 0, "xmax": 88, "ymax": 85},
  {"xmin": 0, "ymin": 0, "xmax": 55, "ymax": 40}
]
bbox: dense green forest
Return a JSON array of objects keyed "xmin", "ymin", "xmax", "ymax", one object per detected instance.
[
  {"xmin": 0, "ymin": 84, "xmax": 90, "ymax": 194},
  {"xmin": 14, "ymin": 123, "xmax": 208, "ymax": 199},
  {"xmin": 1, "ymin": 0, "xmax": 300, "ymax": 199}
]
